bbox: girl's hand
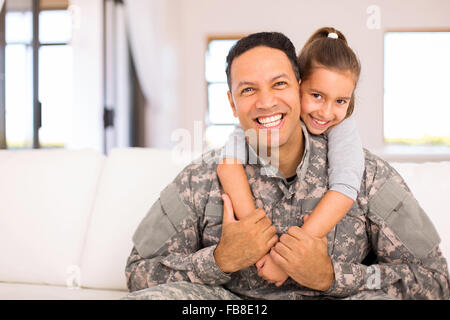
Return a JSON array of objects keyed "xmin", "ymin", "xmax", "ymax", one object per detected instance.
[
  {"xmin": 303, "ymin": 214, "xmax": 310, "ymax": 223},
  {"xmin": 256, "ymin": 254, "xmax": 288, "ymax": 287}
]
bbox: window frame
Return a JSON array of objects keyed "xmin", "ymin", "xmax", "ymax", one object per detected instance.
[
  {"xmin": 205, "ymin": 35, "xmax": 242, "ymax": 128},
  {"xmin": 204, "ymin": 36, "xmax": 245, "ymax": 148},
  {"xmin": 0, "ymin": 0, "xmax": 71, "ymax": 149},
  {"xmin": 377, "ymin": 28, "xmax": 450, "ymax": 162},
  {"xmin": 0, "ymin": 0, "xmax": 6, "ymax": 149}
]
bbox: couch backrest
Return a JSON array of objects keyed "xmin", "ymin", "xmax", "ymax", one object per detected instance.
[
  {"xmin": 81, "ymin": 150, "xmax": 450, "ymax": 291},
  {"xmin": 79, "ymin": 148, "xmax": 188, "ymax": 291},
  {"xmin": 0, "ymin": 149, "xmax": 105, "ymax": 286}
]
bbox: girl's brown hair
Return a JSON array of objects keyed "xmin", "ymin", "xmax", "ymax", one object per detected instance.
[{"xmin": 298, "ymin": 27, "xmax": 361, "ymax": 118}]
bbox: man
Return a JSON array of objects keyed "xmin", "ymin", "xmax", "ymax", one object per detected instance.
[{"xmin": 124, "ymin": 32, "xmax": 450, "ymax": 300}]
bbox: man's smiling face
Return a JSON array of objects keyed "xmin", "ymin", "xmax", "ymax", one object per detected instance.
[{"xmin": 227, "ymin": 46, "xmax": 302, "ymax": 150}]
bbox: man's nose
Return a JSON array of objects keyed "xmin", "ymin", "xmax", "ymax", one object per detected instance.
[{"xmin": 255, "ymin": 89, "xmax": 277, "ymax": 109}]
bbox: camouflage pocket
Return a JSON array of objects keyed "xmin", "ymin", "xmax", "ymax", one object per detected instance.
[
  {"xmin": 132, "ymin": 183, "xmax": 190, "ymax": 258},
  {"xmin": 300, "ymin": 198, "xmax": 320, "ymax": 225},
  {"xmin": 368, "ymin": 177, "xmax": 441, "ymax": 259},
  {"xmin": 204, "ymin": 202, "xmax": 223, "ymax": 218},
  {"xmin": 301, "ymin": 198, "xmax": 321, "ymax": 214}
]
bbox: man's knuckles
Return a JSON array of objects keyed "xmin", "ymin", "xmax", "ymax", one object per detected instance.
[
  {"xmin": 274, "ymin": 242, "xmax": 288, "ymax": 255},
  {"xmin": 252, "ymin": 208, "xmax": 266, "ymax": 220},
  {"xmin": 280, "ymin": 234, "xmax": 300, "ymax": 250},
  {"xmin": 280, "ymin": 233, "xmax": 290, "ymax": 243},
  {"xmin": 267, "ymin": 236, "xmax": 279, "ymax": 252},
  {"xmin": 268, "ymin": 225, "xmax": 277, "ymax": 236},
  {"xmin": 270, "ymin": 248, "xmax": 286, "ymax": 267},
  {"xmin": 287, "ymin": 226, "xmax": 302, "ymax": 237},
  {"xmin": 258, "ymin": 217, "xmax": 272, "ymax": 230}
]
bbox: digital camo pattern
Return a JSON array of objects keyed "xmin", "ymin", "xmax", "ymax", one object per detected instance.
[
  {"xmin": 122, "ymin": 281, "xmax": 241, "ymax": 300},
  {"xmin": 125, "ymin": 126, "xmax": 450, "ymax": 300}
]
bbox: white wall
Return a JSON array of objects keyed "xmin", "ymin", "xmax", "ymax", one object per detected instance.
[
  {"xmin": 124, "ymin": 0, "xmax": 182, "ymax": 149},
  {"xmin": 67, "ymin": 0, "xmax": 450, "ymax": 159},
  {"xmin": 172, "ymin": 0, "xmax": 450, "ymax": 159}
]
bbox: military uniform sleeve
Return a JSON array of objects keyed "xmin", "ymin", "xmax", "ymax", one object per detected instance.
[
  {"xmin": 325, "ymin": 157, "xmax": 450, "ymax": 299},
  {"xmin": 125, "ymin": 168, "xmax": 231, "ymax": 292}
]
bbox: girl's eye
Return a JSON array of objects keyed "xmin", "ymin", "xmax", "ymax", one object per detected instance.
[
  {"xmin": 336, "ymin": 99, "xmax": 347, "ymax": 105},
  {"xmin": 312, "ymin": 93, "xmax": 322, "ymax": 99}
]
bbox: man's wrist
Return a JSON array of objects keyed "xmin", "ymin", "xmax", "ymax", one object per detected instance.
[
  {"xmin": 318, "ymin": 262, "xmax": 335, "ymax": 291},
  {"xmin": 213, "ymin": 244, "xmax": 235, "ymax": 273}
]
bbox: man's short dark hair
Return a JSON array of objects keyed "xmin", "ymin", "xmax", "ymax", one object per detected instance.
[{"xmin": 225, "ymin": 32, "xmax": 300, "ymax": 91}]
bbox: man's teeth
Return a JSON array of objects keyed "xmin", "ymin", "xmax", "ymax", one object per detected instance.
[
  {"xmin": 257, "ymin": 114, "xmax": 283, "ymax": 128},
  {"xmin": 260, "ymin": 119, "xmax": 281, "ymax": 127},
  {"xmin": 258, "ymin": 114, "xmax": 282, "ymax": 124}
]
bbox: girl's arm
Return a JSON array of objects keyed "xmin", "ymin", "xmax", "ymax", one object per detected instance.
[
  {"xmin": 302, "ymin": 115, "xmax": 365, "ymax": 238},
  {"xmin": 217, "ymin": 160, "xmax": 255, "ymax": 219},
  {"xmin": 301, "ymin": 190, "xmax": 353, "ymax": 238},
  {"xmin": 217, "ymin": 126, "xmax": 255, "ymax": 220}
]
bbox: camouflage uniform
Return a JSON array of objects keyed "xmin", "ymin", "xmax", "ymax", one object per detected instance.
[
  {"xmin": 124, "ymin": 123, "xmax": 450, "ymax": 300},
  {"xmin": 122, "ymin": 281, "xmax": 242, "ymax": 300}
]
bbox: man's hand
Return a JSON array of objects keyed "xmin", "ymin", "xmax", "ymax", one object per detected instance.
[
  {"xmin": 214, "ymin": 194, "xmax": 278, "ymax": 273},
  {"xmin": 270, "ymin": 226, "xmax": 334, "ymax": 291}
]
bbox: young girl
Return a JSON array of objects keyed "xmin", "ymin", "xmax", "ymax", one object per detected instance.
[{"xmin": 217, "ymin": 27, "xmax": 364, "ymax": 287}]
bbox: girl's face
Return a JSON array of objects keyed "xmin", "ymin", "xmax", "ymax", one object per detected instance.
[{"xmin": 300, "ymin": 67, "xmax": 356, "ymax": 135}]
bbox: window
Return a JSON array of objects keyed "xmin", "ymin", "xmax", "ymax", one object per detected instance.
[
  {"xmin": 384, "ymin": 31, "xmax": 450, "ymax": 146},
  {"xmin": 4, "ymin": 5, "xmax": 33, "ymax": 148},
  {"xmin": 205, "ymin": 38, "xmax": 239, "ymax": 148},
  {"xmin": 2, "ymin": 0, "xmax": 72, "ymax": 149},
  {"xmin": 38, "ymin": 10, "xmax": 73, "ymax": 148}
]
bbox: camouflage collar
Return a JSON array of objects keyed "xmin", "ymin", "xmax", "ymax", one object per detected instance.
[{"xmin": 246, "ymin": 121, "xmax": 311, "ymax": 184}]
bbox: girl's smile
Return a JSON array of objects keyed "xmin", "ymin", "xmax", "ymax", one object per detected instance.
[{"xmin": 300, "ymin": 67, "xmax": 356, "ymax": 135}]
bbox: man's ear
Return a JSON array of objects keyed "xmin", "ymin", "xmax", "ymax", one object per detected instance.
[
  {"xmin": 227, "ymin": 91, "xmax": 238, "ymax": 118},
  {"xmin": 298, "ymin": 79, "xmax": 303, "ymax": 97}
]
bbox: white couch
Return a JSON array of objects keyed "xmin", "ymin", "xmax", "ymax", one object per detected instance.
[{"xmin": 0, "ymin": 148, "xmax": 449, "ymax": 300}]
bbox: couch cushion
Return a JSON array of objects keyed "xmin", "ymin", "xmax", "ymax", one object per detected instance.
[
  {"xmin": 80, "ymin": 148, "xmax": 188, "ymax": 291},
  {"xmin": 390, "ymin": 161, "xmax": 450, "ymax": 262},
  {"xmin": 0, "ymin": 149, "xmax": 105, "ymax": 286},
  {"xmin": 0, "ymin": 282, "xmax": 127, "ymax": 300}
]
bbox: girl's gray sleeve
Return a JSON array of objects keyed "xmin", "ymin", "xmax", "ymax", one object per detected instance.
[
  {"xmin": 326, "ymin": 114, "xmax": 365, "ymax": 201},
  {"xmin": 220, "ymin": 125, "xmax": 247, "ymax": 164}
]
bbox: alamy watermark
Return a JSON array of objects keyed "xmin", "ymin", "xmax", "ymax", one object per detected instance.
[
  {"xmin": 366, "ymin": 4, "xmax": 381, "ymax": 30},
  {"xmin": 66, "ymin": 264, "xmax": 81, "ymax": 289},
  {"xmin": 366, "ymin": 265, "xmax": 381, "ymax": 290},
  {"xmin": 170, "ymin": 121, "xmax": 280, "ymax": 171}
]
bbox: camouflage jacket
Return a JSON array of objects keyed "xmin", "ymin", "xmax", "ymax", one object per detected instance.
[{"xmin": 126, "ymin": 124, "xmax": 450, "ymax": 299}]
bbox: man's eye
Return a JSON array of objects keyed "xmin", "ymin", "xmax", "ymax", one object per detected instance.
[
  {"xmin": 312, "ymin": 93, "xmax": 322, "ymax": 99},
  {"xmin": 274, "ymin": 81, "xmax": 287, "ymax": 88},
  {"xmin": 241, "ymin": 87, "xmax": 254, "ymax": 95}
]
